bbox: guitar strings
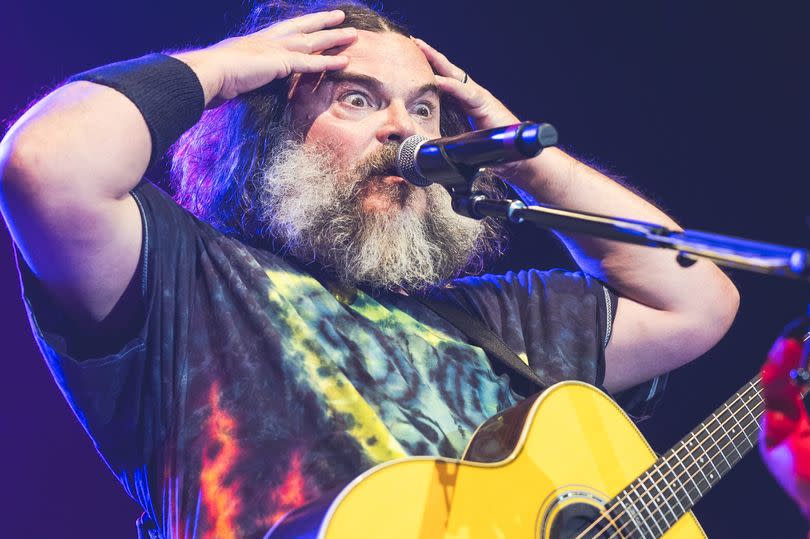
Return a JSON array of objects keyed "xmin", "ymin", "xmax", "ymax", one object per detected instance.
[
  {"xmin": 587, "ymin": 382, "xmax": 762, "ymax": 539},
  {"xmin": 572, "ymin": 379, "xmax": 764, "ymax": 539},
  {"xmin": 598, "ymin": 385, "xmax": 763, "ymax": 539},
  {"xmin": 600, "ymin": 386, "xmax": 762, "ymax": 539},
  {"xmin": 596, "ymin": 384, "xmax": 764, "ymax": 539},
  {"xmin": 597, "ymin": 383, "xmax": 762, "ymax": 539},
  {"xmin": 589, "ymin": 335, "xmax": 810, "ymax": 538}
]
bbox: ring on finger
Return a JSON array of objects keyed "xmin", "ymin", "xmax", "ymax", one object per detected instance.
[{"xmin": 460, "ymin": 71, "xmax": 468, "ymax": 84}]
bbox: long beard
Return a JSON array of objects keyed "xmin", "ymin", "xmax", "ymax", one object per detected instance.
[{"xmin": 256, "ymin": 138, "xmax": 503, "ymax": 292}]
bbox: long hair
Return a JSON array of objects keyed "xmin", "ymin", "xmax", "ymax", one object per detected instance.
[{"xmin": 170, "ymin": 1, "xmax": 477, "ymax": 241}]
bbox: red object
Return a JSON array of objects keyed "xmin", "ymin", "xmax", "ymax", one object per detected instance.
[{"xmin": 760, "ymin": 335, "xmax": 810, "ymax": 532}]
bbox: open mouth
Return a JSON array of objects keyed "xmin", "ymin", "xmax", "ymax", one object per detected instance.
[
  {"xmin": 369, "ymin": 164, "xmax": 406, "ymax": 183},
  {"xmin": 361, "ymin": 171, "xmax": 416, "ymax": 208}
]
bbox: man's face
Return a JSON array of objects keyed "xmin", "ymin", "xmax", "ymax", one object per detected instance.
[
  {"xmin": 289, "ymin": 30, "xmax": 441, "ymax": 214},
  {"xmin": 260, "ymin": 29, "xmax": 500, "ymax": 291}
]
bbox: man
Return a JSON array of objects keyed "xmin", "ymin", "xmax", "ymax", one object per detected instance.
[{"xmin": 0, "ymin": 1, "xmax": 738, "ymax": 537}]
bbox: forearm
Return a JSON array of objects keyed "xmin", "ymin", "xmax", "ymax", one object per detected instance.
[
  {"xmin": 506, "ymin": 147, "xmax": 737, "ymax": 315},
  {"xmin": 505, "ymin": 148, "xmax": 739, "ymax": 390}
]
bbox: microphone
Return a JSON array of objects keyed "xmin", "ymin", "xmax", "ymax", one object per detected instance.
[{"xmin": 396, "ymin": 122, "xmax": 558, "ymax": 188}]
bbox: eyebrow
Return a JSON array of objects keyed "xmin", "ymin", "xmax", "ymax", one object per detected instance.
[{"xmin": 321, "ymin": 71, "xmax": 441, "ymax": 101}]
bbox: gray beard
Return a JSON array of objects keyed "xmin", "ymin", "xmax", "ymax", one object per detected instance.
[{"xmin": 256, "ymin": 138, "xmax": 503, "ymax": 292}]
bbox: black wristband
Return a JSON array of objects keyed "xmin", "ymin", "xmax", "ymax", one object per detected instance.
[{"xmin": 69, "ymin": 53, "xmax": 205, "ymax": 167}]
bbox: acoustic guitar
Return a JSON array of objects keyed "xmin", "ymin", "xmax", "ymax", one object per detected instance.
[{"xmin": 269, "ymin": 376, "xmax": 765, "ymax": 538}]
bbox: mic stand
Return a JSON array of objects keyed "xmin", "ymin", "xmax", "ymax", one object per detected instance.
[{"xmin": 448, "ymin": 186, "xmax": 810, "ymax": 282}]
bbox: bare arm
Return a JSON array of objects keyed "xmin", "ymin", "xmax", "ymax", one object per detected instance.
[
  {"xmin": 510, "ymin": 149, "xmax": 740, "ymax": 392},
  {"xmin": 414, "ymin": 38, "xmax": 740, "ymax": 393},
  {"xmin": 0, "ymin": 80, "xmax": 150, "ymax": 327},
  {"xmin": 0, "ymin": 10, "xmax": 357, "ymax": 329}
]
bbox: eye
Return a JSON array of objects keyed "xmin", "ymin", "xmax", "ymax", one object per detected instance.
[
  {"xmin": 340, "ymin": 91, "xmax": 372, "ymax": 108},
  {"xmin": 413, "ymin": 102, "xmax": 436, "ymax": 118}
]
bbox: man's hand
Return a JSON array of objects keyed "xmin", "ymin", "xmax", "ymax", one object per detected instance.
[
  {"xmin": 413, "ymin": 38, "xmax": 545, "ymax": 192},
  {"xmin": 174, "ymin": 10, "xmax": 358, "ymax": 106},
  {"xmin": 413, "ymin": 37, "xmax": 519, "ymax": 130}
]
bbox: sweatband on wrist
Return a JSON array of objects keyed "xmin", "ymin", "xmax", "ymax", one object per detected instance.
[{"xmin": 68, "ymin": 53, "xmax": 205, "ymax": 167}]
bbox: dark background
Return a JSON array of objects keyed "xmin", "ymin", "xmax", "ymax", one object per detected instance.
[{"xmin": 1, "ymin": 1, "xmax": 809, "ymax": 537}]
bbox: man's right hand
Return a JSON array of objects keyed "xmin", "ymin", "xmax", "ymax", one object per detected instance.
[{"xmin": 173, "ymin": 10, "xmax": 356, "ymax": 106}]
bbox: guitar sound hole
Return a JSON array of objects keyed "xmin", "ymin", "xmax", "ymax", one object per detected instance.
[{"xmin": 547, "ymin": 502, "xmax": 620, "ymax": 539}]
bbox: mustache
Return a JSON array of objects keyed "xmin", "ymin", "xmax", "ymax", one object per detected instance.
[{"xmin": 352, "ymin": 143, "xmax": 401, "ymax": 180}]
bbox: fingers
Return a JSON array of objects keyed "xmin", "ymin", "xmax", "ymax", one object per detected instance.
[
  {"xmin": 412, "ymin": 37, "xmax": 520, "ymax": 129},
  {"xmin": 285, "ymin": 27, "xmax": 357, "ymax": 54},
  {"xmin": 412, "ymin": 37, "xmax": 466, "ymax": 82},
  {"xmin": 412, "ymin": 37, "xmax": 479, "ymax": 106},
  {"xmin": 287, "ymin": 51, "xmax": 349, "ymax": 74},
  {"xmin": 434, "ymin": 74, "xmax": 484, "ymax": 109},
  {"xmin": 270, "ymin": 9, "xmax": 347, "ymax": 37},
  {"xmin": 280, "ymin": 26, "xmax": 356, "ymax": 79},
  {"xmin": 435, "ymin": 74, "xmax": 520, "ymax": 129}
]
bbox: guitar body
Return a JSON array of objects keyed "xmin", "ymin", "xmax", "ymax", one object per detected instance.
[{"xmin": 270, "ymin": 382, "xmax": 707, "ymax": 538}]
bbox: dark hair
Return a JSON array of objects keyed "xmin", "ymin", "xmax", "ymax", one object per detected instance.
[{"xmin": 171, "ymin": 1, "xmax": 474, "ymax": 240}]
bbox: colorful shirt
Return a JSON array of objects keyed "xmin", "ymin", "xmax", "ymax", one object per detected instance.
[{"xmin": 18, "ymin": 181, "xmax": 664, "ymax": 538}]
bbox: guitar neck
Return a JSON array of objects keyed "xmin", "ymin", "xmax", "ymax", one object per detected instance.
[{"xmin": 610, "ymin": 375, "xmax": 764, "ymax": 538}]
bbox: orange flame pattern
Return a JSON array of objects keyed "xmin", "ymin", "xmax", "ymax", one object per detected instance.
[
  {"xmin": 200, "ymin": 382, "xmax": 243, "ymax": 539},
  {"xmin": 264, "ymin": 447, "xmax": 318, "ymax": 527}
]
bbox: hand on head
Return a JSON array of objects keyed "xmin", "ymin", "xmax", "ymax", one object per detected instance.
[
  {"xmin": 411, "ymin": 37, "xmax": 519, "ymax": 130},
  {"xmin": 176, "ymin": 10, "xmax": 358, "ymax": 107}
]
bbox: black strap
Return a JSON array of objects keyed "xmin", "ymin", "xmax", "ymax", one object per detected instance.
[{"xmin": 417, "ymin": 293, "xmax": 548, "ymax": 396}]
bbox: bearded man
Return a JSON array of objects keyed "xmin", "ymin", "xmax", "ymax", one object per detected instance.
[{"xmin": 0, "ymin": 1, "xmax": 739, "ymax": 537}]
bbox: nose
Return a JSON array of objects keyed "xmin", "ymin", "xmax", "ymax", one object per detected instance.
[{"xmin": 375, "ymin": 101, "xmax": 417, "ymax": 144}]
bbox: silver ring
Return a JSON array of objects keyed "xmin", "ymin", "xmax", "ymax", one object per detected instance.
[{"xmin": 461, "ymin": 71, "xmax": 468, "ymax": 84}]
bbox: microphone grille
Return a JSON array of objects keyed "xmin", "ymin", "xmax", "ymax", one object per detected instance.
[{"xmin": 397, "ymin": 135, "xmax": 431, "ymax": 187}]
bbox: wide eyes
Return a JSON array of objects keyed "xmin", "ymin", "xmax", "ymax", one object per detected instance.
[
  {"xmin": 413, "ymin": 103, "xmax": 435, "ymax": 118},
  {"xmin": 341, "ymin": 91, "xmax": 371, "ymax": 109},
  {"xmin": 338, "ymin": 90, "xmax": 436, "ymax": 119}
]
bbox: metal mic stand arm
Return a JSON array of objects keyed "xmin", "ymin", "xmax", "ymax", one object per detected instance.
[{"xmin": 456, "ymin": 193, "xmax": 810, "ymax": 282}]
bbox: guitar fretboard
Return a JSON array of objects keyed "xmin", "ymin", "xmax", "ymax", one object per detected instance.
[{"xmin": 608, "ymin": 375, "xmax": 764, "ymax": 538}]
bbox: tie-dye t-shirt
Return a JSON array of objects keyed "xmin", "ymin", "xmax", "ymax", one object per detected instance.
[{"xmin": 19, "ymin": 181, "xmax": 664, "ymax": 538}]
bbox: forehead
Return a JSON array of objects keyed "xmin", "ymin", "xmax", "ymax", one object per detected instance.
[{"xmin": 338, "ymin": 30, "xmax": 436, "ymax": 88}]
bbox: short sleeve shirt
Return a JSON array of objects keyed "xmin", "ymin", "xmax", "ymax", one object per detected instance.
[{"xmin": 17, "ymin": 180, "xmax": 664, "ymax": 538}]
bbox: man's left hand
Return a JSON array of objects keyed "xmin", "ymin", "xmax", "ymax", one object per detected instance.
[
  {"xmin": 413, "ymin": 38, "xmax": 520, "ymax": 131},
  {"xmin": 413, "ymin": 37, "xmax": 541, "ymax": 189}
]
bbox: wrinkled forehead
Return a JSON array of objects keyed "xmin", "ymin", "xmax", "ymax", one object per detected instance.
[
  {"xmin": 292, "ymin": 30, "xmax": 437, "ymax": 98},
  {"xmin": 340, "ymin": 30, "xmax": 436, "ymax": 85}
]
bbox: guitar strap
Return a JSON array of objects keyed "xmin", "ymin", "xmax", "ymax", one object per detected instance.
[{"xmin": 417, "ymin": 293, "xmax": 548, "ymax": 396}]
